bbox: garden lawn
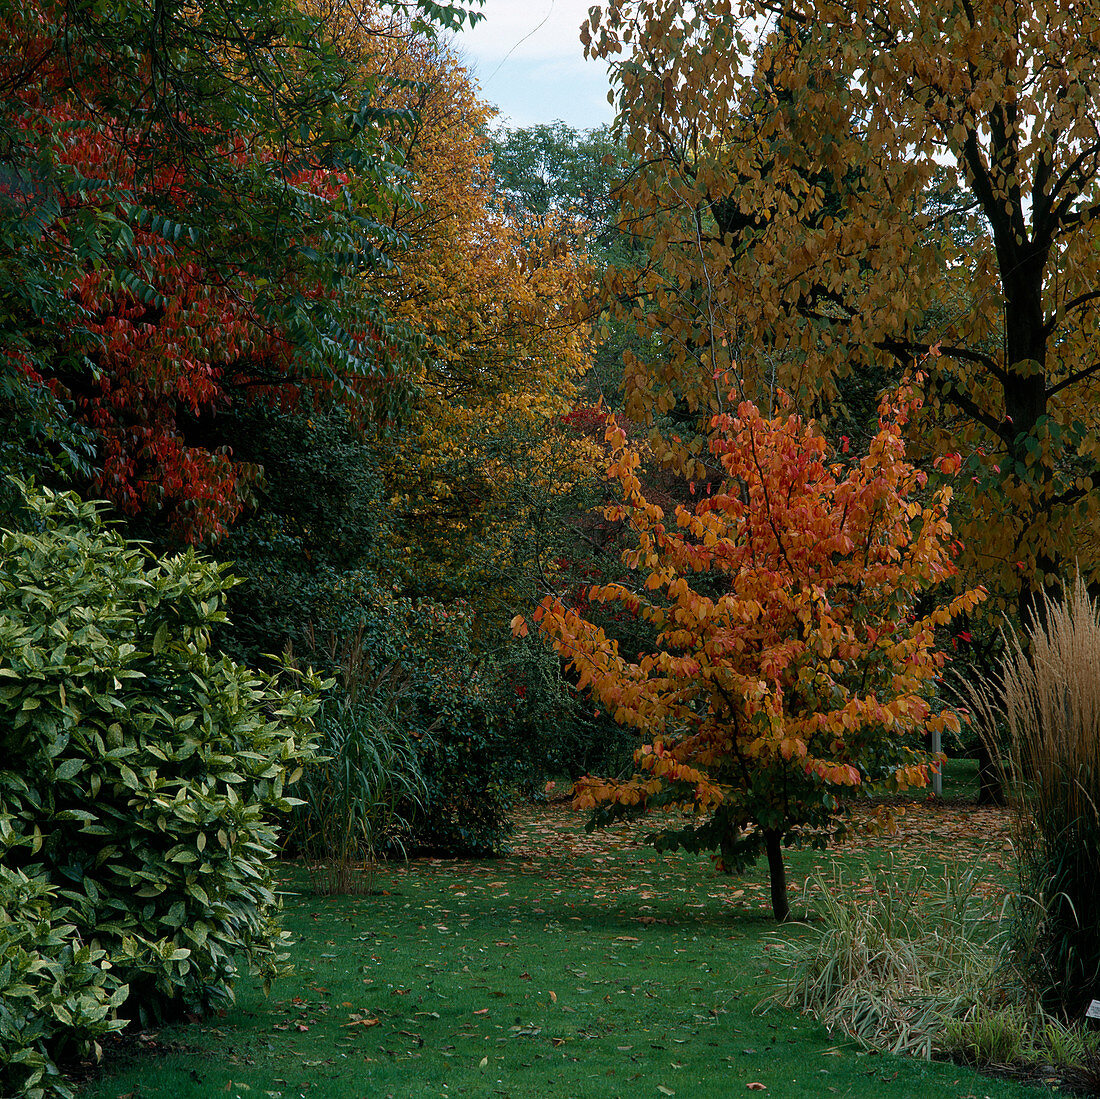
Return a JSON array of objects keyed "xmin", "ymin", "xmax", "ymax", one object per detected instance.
[{"xmin": 78, "ymin": 765, "xmax": 1040, "ymax": 1099}]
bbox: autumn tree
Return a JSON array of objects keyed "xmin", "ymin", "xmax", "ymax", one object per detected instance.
[
  {"xmin": 301, "ymin": 5, "xmax": 598, "ymax": 621},
  {"xmin": 0, "ymin": 0, "xmax": 482, "ymax": 539},
  {"xmin": 582, "ymin": 0, "xmax": 1100, "ymax": 627},
  {"xmin": 519, "ymin": 383, "xmax": 982, "ymax": 919}
]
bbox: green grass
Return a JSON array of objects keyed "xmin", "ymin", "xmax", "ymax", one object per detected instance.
[
  {"xmin": 940, "ymin": 755, "xmax": 980, "ymax": 802},
  {"xmin": 77, "ymin": 762, "xmax": 1041, "ymax": 1099}
]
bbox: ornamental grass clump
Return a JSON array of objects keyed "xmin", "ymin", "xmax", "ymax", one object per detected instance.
[
  {"xmin": 765, "ymin": 859, "xmax": 1003, "ymax": 1059},
  {"xmin": 291, "ymin": 637, "xmax": 427, "ymax": 895},
  {"xmin": 964, "ymin": 576, "xmax": 1100, "ymax": 1017}
]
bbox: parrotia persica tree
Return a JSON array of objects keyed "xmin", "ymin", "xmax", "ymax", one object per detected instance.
[
  {"xmin": 582, "ymin": 0, "xmax": 1100, "ymax": 627},
  {"xmin": 517, "ymin": 382, "xmax": 983, "ymax": 920}
]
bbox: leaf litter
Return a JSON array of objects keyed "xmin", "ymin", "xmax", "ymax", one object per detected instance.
[{"xmin": 78, "ymin": 785, "xmax": 1034, "ymax": 1099}]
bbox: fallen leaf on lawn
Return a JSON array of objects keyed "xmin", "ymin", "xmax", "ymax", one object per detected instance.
[
  {"xmin": 615, "ymin": 936, "xmax": 640, "ymax": 942},
  {"xmin": 747, "ymin": 1084, "xmax": 767, "ymax": 1091},
  {"xmin": 548, "ymin": 991, "xmax": 557, "ymax": 1003},
  {"xmin": 474, "ymin": 1008, "xmax": 490, "ymax": 1015},
  {"xmin": 342, "ymin": 1017, "xmax": 380, "ymax": 1028},
  {"xmin": 657, "ymin": 1087, "xmax": 675, "ymax": 1096},
  {"xmin": 510, "ymin": 1024, "xmax": 542, "ymax": 1037},
  {"xmin": 479, "ymin": 1056, "xmax": 488, "ymax": 1068}
]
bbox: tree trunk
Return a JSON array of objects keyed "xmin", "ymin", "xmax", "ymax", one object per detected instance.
[{"xmin": 764, "ymin": 828, "xmax": 790, "ymax": 922}]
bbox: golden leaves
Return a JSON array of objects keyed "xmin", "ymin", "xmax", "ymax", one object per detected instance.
[
  {"xmin": 589, "ymin": 0, "xmax": 1100, "ymax": 622},
  {"xmin": 307, "ymin": 3, "xmax": 596, "ymax": 618}
]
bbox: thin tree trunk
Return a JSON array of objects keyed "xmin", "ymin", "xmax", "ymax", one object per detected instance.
[{"xmin": 764, "ymin": 828, "xmax": 790, "ymax": 922}]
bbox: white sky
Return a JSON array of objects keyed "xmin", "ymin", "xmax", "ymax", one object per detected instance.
[{"xmin": 449, "ymin": 0, "xmax": 615, "ymax": 131}]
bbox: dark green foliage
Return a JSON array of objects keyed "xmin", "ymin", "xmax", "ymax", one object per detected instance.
[
  {"xmin": 211, "ymin": 405, "xmax": 576, "ymax": 857},
  {"xmin": 407, "ymin": 603, "xmax": 515, "ymax": 855},
  {"xmin": 298, "ymin": 594, "xmax": 519, "ymax": 856},
  {"xmin": 489, "ymin": 123, "xmax": 624, "ymax": 249},
  {"xmin": 0, "ymin": 107, "xmax": 102, "ymax": 516},
  {"xmin": 0, "ymin": 484, "xmax": 324, "ymax": 1035},
  {"xmin": 501, "ymin": 632, "xmax": 635, "ymax": 783},
  {"xmin": 286, "ymin": 585, "xmax": 517, "ymax": 858},
  {"xmin": 210, "ymin": 401, "xmax": 392, "ymax": 667}
]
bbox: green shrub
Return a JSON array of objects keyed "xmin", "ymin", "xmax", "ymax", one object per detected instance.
[
  {"xmin": 0, "ymin": 866, "xmax": 126, "ymax": 1099},
  {"xmin": 296, "ymin": 591, "xmax": 521, "ymax": 855},
  {"xmin": 209, "ymin": 402, "xmax": 392, "ymax": 669},
  {"xmin": 962, "ymin": 576, "xmax": 1100, "ymax": 1015},
  {"xmin": 498, "ymin": 630, "xmax": 636, "ymax": 787},
  {"xmin": 0, "ymin": 484, "xmax": 323, "ymax": 1033},
  {"xmin": 406, "ymin": 601, "xmax": 516, "ymax": 853}
]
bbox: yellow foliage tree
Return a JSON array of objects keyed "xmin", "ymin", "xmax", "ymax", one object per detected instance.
[
  {"xmin": 583, "ymin": 0, "xmax": 1100, "ymax": 626},
  {"xmin": 309, "ymin": 2, "xmax": 597, "ymax": 611}
]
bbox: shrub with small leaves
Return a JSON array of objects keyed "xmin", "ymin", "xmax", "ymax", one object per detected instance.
[
  {"xmin": 296, "ymin": 590, "xmax": 521, "ymax": 856},
  {"xmin": 0, "ymin": 484, "xmax": 324, "ymax": 1042}
]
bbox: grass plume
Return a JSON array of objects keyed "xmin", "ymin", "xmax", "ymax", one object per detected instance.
[{"xmin": 961, "ymin": 575, "xmax": 1100, "ymax": 1015}]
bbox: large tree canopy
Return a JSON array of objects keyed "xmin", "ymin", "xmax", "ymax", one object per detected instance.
[{"xmin": 583, "ymin": 0, "xmax": 1100, "ymax": 623}]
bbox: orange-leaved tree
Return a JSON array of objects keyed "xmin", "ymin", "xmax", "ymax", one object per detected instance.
[{"xmin": 516, "ymin": 381, "xmax": 983, "ymax": 919}]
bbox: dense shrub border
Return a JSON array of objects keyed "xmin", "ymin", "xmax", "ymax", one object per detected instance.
[{"xmin": 0, "ymin": 484, "xmax": 323, "ymax": 1096}]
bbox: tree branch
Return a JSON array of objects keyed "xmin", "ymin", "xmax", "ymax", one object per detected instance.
[{"xmin": 1043, "ymin": 288, "xmax": 1100, "ymax": 341}]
